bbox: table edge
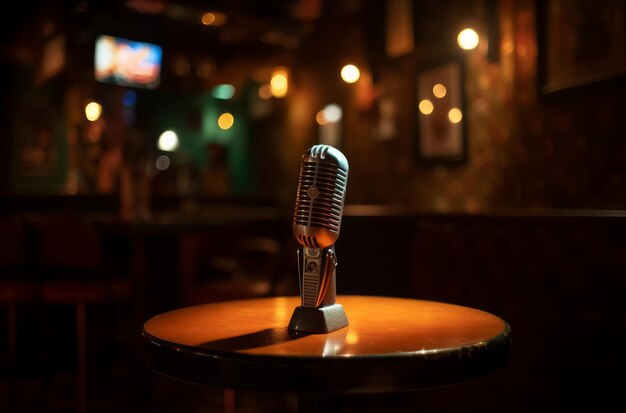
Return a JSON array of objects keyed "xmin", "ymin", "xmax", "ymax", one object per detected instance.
[{"xmin": 142, "ymin": 319, "xmax": 511, "ymax": 393}]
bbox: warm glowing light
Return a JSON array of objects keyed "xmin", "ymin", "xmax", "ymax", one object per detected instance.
[
  {"xmin": 271, "ymin": 74, "xmax": 287, "ymax": 89},
  {"xmin": 156, "ymin": 155, "xmax": 170, "ymax": 171},
  {"xmin": 448, "ymin": 108, "xmax": 463, "ymax": 123},
  {"xmin": 458, "ymin": 28, "xmax": 479, "ymax": 50},
  {"xmin": 419, "ymin": 99, "xmax": 434, "ymax": 115},
  {"xmin": 218, "ymin": 113, "xmax": 234, "ymax": 130},
  {"xmin": 258, "ymin": 84, "xmax": 272, "ymax": 100},
  {"xmin": 270, "ymin": 67, "xmax": 289, "ymax": 98},
  {"xmin": 201, "ymin": 11, "xmax": 227, "ymax": 26},
  {"xmin": 345, "ymin": 331, "xmax": 359, "ymax": 345},
  {"xmin": 158, "ymin": 130, "xmax": 179, "ymax": 151},
  {"xmin": 201, "ymin": 12, "xmax": 215, "ymax": 25},
  {"xmin": 340, "ymin": 64, "xmax": 360, "ymax": 83},
  {"xmin": 212, "ymin": 84, "xmax": 235, "ymax": 100},
  {"xmin": 323, "ymin": 104, "xmax": 342, "ymax": 123},
  {"xmin": 433, "ymin": 83, "xmax": 447, "ymax": 98},
  {"xmin": 85, "ymin": 102, "xmax": 102, "ymax": 121},
  {"xmin": 316, "ymin": 110, "xmax": 328, "ymax": 125}
]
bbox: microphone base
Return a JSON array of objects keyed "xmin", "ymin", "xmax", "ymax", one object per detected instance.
[{"xmin": 288, "ymin": 304, "xmax": 349, "ymax": 334}]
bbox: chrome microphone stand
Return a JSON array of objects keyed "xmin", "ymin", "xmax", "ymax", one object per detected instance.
[{"xmin": 288, "ymin": 245, "xmax": 348, "ymax": 333}]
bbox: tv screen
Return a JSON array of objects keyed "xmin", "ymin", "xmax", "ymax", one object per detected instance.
[{"xmin": 95, "ymin": 35, "xmax": 162, "ymax": 89}]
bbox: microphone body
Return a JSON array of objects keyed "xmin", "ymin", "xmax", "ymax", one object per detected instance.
[
  {"xmin": 292, "ymin": 144, "xmax": 348, "ymax": 250},
  {"xmin": 289, "ymin": 145, "xmax": 349, "ymax": 334}
]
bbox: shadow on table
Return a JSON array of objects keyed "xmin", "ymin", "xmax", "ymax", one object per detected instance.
[{"xmin": 198, "ymin": 327, "xmax": 311, "ymax": 351}]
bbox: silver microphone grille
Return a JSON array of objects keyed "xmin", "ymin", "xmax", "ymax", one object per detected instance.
[{"xmin": 293, "ymin": 145, "xmax": 349, "ymax": 249}]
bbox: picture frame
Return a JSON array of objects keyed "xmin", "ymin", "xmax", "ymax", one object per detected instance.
[
  {"xmin": 415, "ymin": 61, "xmax": 467, "ymax": 163},
  {"xmin": 537, "ymin": 0, "xmax": 626, "ymax": 94}
]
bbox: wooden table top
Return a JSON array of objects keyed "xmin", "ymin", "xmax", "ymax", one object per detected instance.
[{"xmin": 143, "ymin": 296, "xmax": 511, "ymax": 393}]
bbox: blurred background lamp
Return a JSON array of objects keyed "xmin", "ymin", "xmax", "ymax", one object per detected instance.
[
  {"xmin": 258, "ymin": 84, "xmax": 272, "ymax": 100},
  {"xmin": 201, "ymin": 12, "xmax": 216, "ymax": 25},
  {"xmin": 158, "ymin": 130, "xmax": 179, "ymax": 151},
  {"xmin": 448, "ymin": 108, "xmax": 463, "ymax": 123},
  {"xmin": 212, "ymin": 84, "xmax": 235, "ymax": 100},
  {"xmin": 433, "ymin": 84, "xmax": 447, "ymax": 98},
  {"xmin": 201, "ymin": 11, "xmax": 227, "ymax": 26},
  {"xmin": 270, "ymin": 67, "xmax": 289, "ymax": 98},
  {"xmin": 419, "ymin": 99, "xmax": 434, "ymax": 115},
  {"xmin": 271, "ymin": 74, "xmax": 287, "ymax": 89},
  {"xmin": 457, "ymin": 28, "xmax": 479, "ymax": 50},
  {"xmin": 155, "ymin": 155, "xmax": 170, "ymax": 171},
  {"xmin": 323, "ymin": 104, "xmax": 342, "ymax": 123},
  {"xmin": 316, "ymin": 110, "xmax": 328, "ymax": 125},
  {"xmin": 85, "ymin": 102, "xmax": 102, "ymax": 121},
  {"xmin": 341, "ymin": 64, "xmax": 360, "ymax": 83},
  {"xmin": 218, "ymin": 113, "xmax": 235, "ymax": 130}
]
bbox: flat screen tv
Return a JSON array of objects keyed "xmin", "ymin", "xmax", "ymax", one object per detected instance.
[{"xmin": 95, "ymin": 35, "xmax": 162, "ymax": 89}]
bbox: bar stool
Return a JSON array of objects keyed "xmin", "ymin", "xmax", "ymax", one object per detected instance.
[
  {"xmin": 0, "ymin": 217, "xmax": 38, "ymax": 413},
  {"xmin": 37, "ymin": 214, "xmax": 131, "ymax": 413},
  {"xmin": 0, "ymin": 217, "xmax": 38, "ymax": 373}
]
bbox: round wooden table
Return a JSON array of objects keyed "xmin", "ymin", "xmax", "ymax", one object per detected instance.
[{"xmin": 143, "ymin": 296, "xmax": 511, "ymax": 411}]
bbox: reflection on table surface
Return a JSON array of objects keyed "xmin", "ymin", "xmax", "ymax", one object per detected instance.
[{"xmin": 143, "ymin": 295, "xmax": 507, "ymax": 357}]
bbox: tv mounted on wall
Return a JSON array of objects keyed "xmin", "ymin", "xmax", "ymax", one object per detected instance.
[{"xmin": 95, "ymin": 35, "xmax": 162, "ymax": 89}]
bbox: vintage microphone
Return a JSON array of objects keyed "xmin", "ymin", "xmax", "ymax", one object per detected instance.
[{"xmin": 288, "ymin": 144, "xmax": 349, "ymax": 334}]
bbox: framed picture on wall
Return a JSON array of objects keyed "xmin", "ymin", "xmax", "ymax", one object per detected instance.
[
  {"xmin": 416, "ymin": 61, "xmax": 467, "ymax": 163},
  {"xmin": 538, "ymin": 0, "xmax": 626, "ymax": 93}
]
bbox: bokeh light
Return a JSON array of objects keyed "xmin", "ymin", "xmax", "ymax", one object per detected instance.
[
  {"xmin": 448, "ymin": 108, "xmax": 463, "ymax": 123},
  {"xmin": 457, "ymin": 28, "xmax": 479, "ymax": 50},
  {"xmin": 85, "ymin": 102, "xmax": 102, "ymax": 121},
  {"xmin": 433, "ymin": 84, "xmax": 447, "ymax": 98},
  {"xmin": 258, "ymin": 84, "xmax": 272, "ymax": 100},
  {"xmin": 201, "ymin": 12, "xmax": 215, "ymax": 25},
  {"xmin": 340, "ymin": 64, "xmax": 360, "ymax": 83},
  {"xmin": 201, "ymin": 12, "xmax": 227, "ymax": 26},
  {"xmin": 316, "ymin": 110, "xmax": 328, "ymax": 125},
  {"xmin": 323, "ymin": 104, "xmax": 342, "ymax": 123},
  {"xmin": 271, "ymin": 74, "xmax": 287, "ymax": 89},
  {"xmin": 270, "ymin": 67, "xmax": 289, "ymax": 98},
  {"xmin": 156, "ymin": 155, "xmax": 170, "ymax": 171},
  {"xmin": 212, "ymin": 84, "xmax": 235, "ymax": 100},
  {"xmin": 419, "ymin": 99, "xmax": 434, "ymax": 115},
  {"xmin": 218, "ymin": 113, "xmax": 235, "ymax": 130},
  {"xmin": 158, "ymin": 130, "xmax": 179, "ymax": 151}
]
